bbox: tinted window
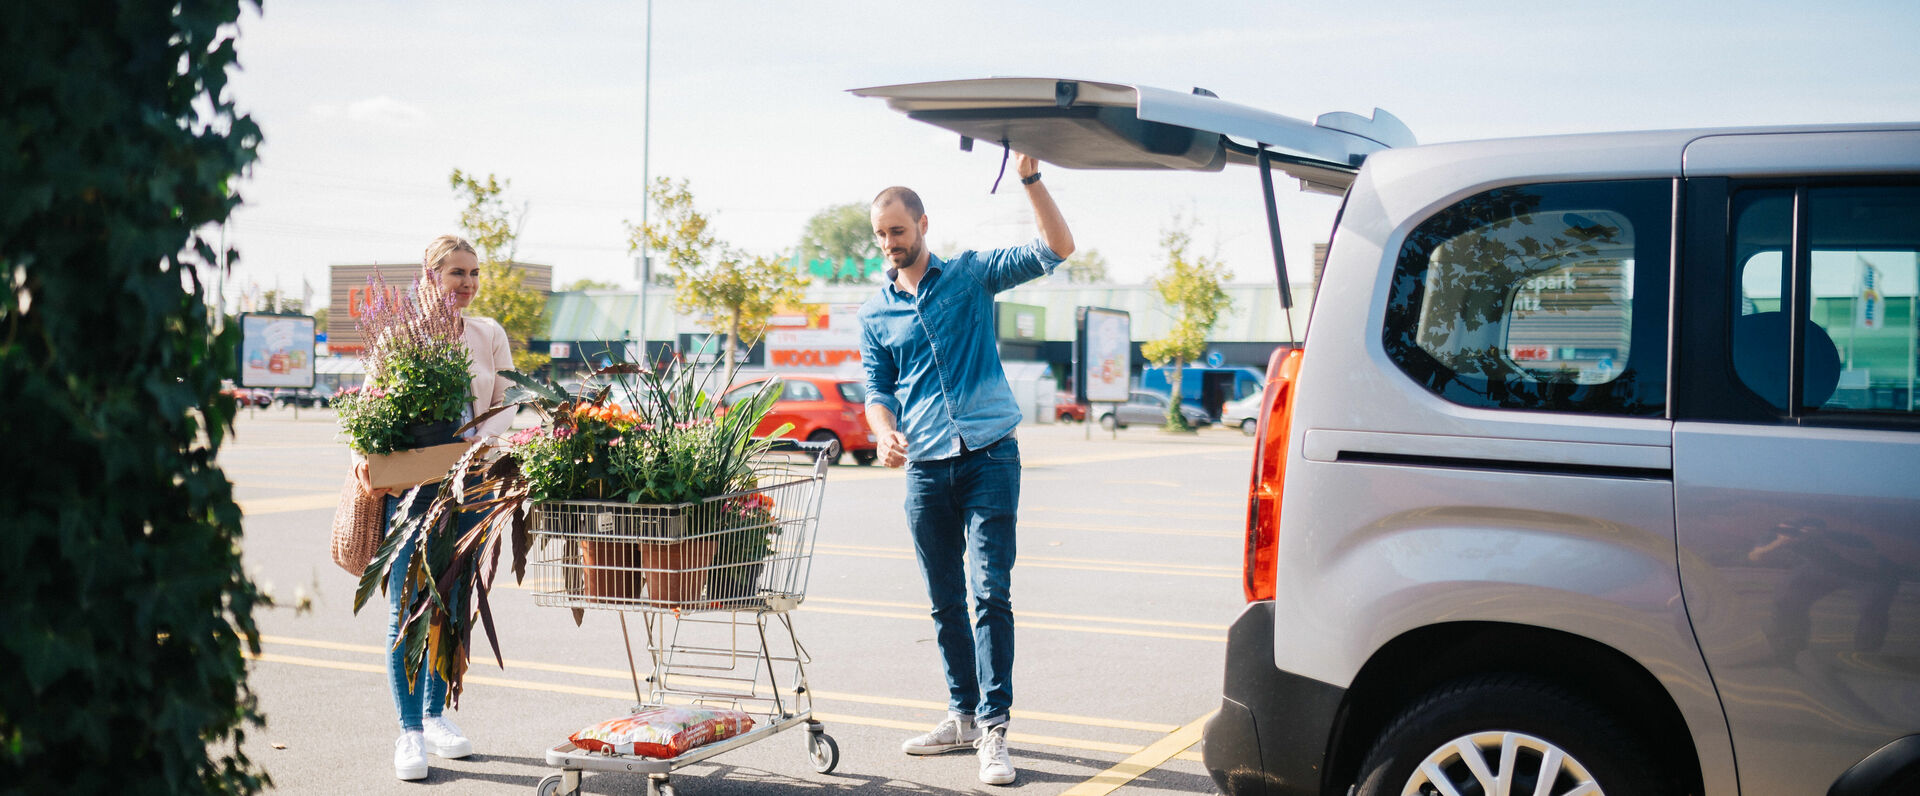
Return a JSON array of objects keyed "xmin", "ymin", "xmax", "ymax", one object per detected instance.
[
  {"xmin": 720, "ymin": 384, "xmax": 760, "ymax": 407},
  {"xmin": 1385, "ymin": 181, "xmax": 1671, "ymax": 415},
  {"xmin": 835, "ymin": 382, "xmax": 866, "ymax": 404},
  {"xmin": 782, "ymin": 381, "xmax": 822, "ymax": 402},
  {"xmin": 1733, "ymin": 184, "xmax": 1919, "ymax": 417}
]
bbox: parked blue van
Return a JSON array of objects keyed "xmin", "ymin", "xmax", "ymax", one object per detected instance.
[{"xmin": 1141, "ymin": 366, "xmax": 1264, "ymax": 420}]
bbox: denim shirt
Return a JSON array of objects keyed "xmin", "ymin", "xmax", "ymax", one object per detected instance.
[{"xmin": 859, "ymin": 239, "xmax": 1063, "ymax": 463}]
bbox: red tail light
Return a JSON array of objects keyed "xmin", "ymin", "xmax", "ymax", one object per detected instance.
[{"xmin": 1244, "ymin": 347, "xmax": 1303, "ymax": 602}]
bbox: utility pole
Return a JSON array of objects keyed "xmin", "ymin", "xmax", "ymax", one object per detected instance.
[{"xmin": 635, "ymin": 0, "xmax": 653, "ymax": 364}]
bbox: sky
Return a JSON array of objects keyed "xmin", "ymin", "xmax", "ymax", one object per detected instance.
[{"xmin": 219, "ymin": 0, "xmax": 1920, "ymax": 308}]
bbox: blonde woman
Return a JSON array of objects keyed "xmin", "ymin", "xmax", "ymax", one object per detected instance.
[{"xmin": 352, "ymin": 234, "xmax": 514, "ymax": 780}]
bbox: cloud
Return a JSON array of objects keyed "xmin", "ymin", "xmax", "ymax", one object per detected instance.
[{"xmin": 341, "ymin": 96, "xmax": 430, "ymax": 129}]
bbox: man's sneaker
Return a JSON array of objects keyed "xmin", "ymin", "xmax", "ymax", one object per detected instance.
[
  {"xmin": 394, "ymin": 730, "xmax": 429, "ymax": 780},
  {"xmin": 423, "ymin": 715, "xmax": 473, "ymax": 758},
  {"xmin": 901, "ymin": 713, "xmax": 979, "ymax": 755},
  {"xmin": 976, "ymin": 724, "xmax": 1015, "ymax": 786}
]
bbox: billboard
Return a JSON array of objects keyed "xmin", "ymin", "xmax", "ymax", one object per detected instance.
[
  {"xmin": 765, "ymin": 303, "xmax": 864, "ymax": 373},
  {"xmin": 238, "ymin": 312, "xmax": 316, "ymax": 389},
  {"xmin": 1075, "ymin": 307, "xmax": 1131, "ymax": 403}
]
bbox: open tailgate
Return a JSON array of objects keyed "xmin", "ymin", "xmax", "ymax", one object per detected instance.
[{"xmin": 850, "ymin": 77, "xmax": 1412, "ymax": 193}]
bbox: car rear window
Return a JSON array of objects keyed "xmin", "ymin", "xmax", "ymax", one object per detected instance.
[{"xmin": 1384, "ymin": 180, "xmax": 1672, "ymax": 416}]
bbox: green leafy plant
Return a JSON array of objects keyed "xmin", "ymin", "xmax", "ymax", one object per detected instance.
[
  {"xmin": 0, "ymin": 1, "xmax": 268, "ymax": 793},
  {"xmin": 336, "ymin": 270, "xmax": 474, "ymax": 454}
]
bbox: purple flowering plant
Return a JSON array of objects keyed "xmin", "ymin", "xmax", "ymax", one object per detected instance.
[{"xmin": 334, "ymin": 266, "xmax": 474, "ymax": 454}]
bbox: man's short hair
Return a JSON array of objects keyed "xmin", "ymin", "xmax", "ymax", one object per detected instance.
[{"xmin": 871, "ymin": 186, "xmax": 925, "ymax": 220}]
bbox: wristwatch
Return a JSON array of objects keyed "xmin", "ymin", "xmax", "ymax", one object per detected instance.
[{"xmin": 1021, "ymin": 172, "xmax": 1042, "ymax": 186}]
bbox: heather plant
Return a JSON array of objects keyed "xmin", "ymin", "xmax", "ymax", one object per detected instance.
[{"xmin": 337, "ymin": 267, "xmax": 474, "ymax": 454}]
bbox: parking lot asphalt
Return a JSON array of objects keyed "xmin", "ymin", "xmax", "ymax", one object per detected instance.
[{"xmin": 223, "ymin": 406, "xmax": 1254, "ymax": 795}]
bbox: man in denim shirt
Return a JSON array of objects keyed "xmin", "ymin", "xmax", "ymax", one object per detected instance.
[{"xmin": 859, "ymin": 153, "xmax": 1073, "ymax": 786}]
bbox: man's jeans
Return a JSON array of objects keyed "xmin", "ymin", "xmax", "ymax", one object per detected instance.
[{"xmin": 905, "ymin": 434, "xmax": 1020, "ymax": 727}]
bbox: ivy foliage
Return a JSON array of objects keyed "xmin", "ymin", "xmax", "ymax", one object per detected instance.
[{"xmin": 0, "ymin": 2, "xmax": 267, "ymax": 793}]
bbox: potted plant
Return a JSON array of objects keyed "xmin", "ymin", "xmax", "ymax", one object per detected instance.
[{"xmin": 335, "ymin": 268, "xmax": 474, "ymax": 481}]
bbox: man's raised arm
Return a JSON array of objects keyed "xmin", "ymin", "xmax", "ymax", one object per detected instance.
[{"xmin": 1018, "ymin": 153, "xmax": 1073, "ymax": 259}]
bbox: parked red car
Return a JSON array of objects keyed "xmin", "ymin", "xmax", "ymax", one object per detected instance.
[
  {"xmin": 721, "ymin": 375, "xmax": 878, "ymax": 466},
  {"xmin": 1054, "ymin": 391, "xmax": 1088, "ymax": 423}
]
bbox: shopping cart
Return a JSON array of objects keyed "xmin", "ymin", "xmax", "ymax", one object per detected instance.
[{"xmin": 526, "ymin": 441, "xmax": 839, "ymax": 796}]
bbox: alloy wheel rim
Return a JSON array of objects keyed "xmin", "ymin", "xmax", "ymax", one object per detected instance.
[{"xmin": 1400, "ymin": 730, "xmax": 1601, "ymax": 796}]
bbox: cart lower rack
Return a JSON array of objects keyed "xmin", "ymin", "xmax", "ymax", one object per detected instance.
[{"xmin": 526, "ymin": 444, "xmax": 838, "ymax": 796}]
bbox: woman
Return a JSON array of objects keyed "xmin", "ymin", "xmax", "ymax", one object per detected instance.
[{"xmin": 353, "ymin": 234, "xmax": 515, "ymax": 780}]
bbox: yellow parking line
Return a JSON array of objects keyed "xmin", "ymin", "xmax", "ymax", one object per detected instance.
[
  {"xmin": 1028, "ymin": 505, "xmax": 1242, "ymax": 522},
  {"xmin": 1022, "ymin": 520, "xmax": 1238, "ymax": 539},
  {"xmin": 255, "ymin": 636, "xmax": 1183, "ymax": 733},
  {"xmin": 819, "ymin": 543, "xmax": 1237, "ymax": 573},
  {"xmin": 238, "ymin": 492, "xmax": 341, "ymax": 516},
  {"xmin": 1061, "ymin": 711, "xmax": 1215, "ymax": 796},
  {"xmin": 811, "ymin": 544, "xmax": 1238, "ymax": 580},
  {"xmin": 807, "ymin": 597, "xmax": 1227, "ymax": 631},
  {"xmin": 805, "ymin": 604, "xmax": 1224, "ymax": 643},
  {"xmin": 247, "ymin": 650, "xmax": 1145, "ymax": 755}
]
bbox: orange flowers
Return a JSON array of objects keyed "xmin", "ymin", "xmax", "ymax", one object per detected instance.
[{"xmin": 573, "ymin": 403, "xmax": 645, "ymax": 429}]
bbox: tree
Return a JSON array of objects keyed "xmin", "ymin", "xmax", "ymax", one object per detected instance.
[
  {"xmin": 630, "ymin": 179, "xmax": 808, "ymax": 379},
  {"xmin": 798, "ymin": 202, "xmax": 882, "ymax": 283},
  {"xmin": 451, "ymin": 169, "xmax": 550, "ymax": 372},
  {"xmin": 259, "ymin": 289, "xmax": 302, "ymax": 314},
  {"xmin": 1061, "ymin": 248, "xmax": 1111, "ymax": 283},
  {"xmin": 313, "ymin": 307, "xmax": 329, "ymax": 335},
  {"xmin": 563, "ymin": 278, "xmax": 621, "ymax": 292},
  {"xmin": 1140, "ymin": 217, "xmax": 1233, "ymax": 430},
  {"xmin": 0, "ymin": 2, "xmax": 267, "ymax": 793}
]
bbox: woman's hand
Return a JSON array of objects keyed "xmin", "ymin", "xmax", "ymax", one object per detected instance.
[{"xmin": 354, "ymin": 460, "xmax": 391, "ymax": 500}]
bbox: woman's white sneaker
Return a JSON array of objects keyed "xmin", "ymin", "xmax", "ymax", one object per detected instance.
[
  {"xmin": 976, "ymin": 724, "xmax": 1015, "ymax": 785},
  {"xmin": 394, "ymin": 730, "xmax": 429, "ymax": 780},
  {"xmin": 423, "ymin": 715, "xmax": 473, "ymax": 758}
]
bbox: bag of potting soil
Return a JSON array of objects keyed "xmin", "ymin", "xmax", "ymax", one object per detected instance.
[{"xmin": 569, "ymin": 707, "xmax": 756, "ymax": 758}]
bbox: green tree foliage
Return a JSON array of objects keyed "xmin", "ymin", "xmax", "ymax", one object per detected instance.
[
  {"xmin": 1061, "ymin": 248, "xmax": 1111, "ymax": 283},
  {"xmin": 798, "ymin": 202, "xmax": 882, "ymax": 283},
  {"xmin": 451, "ymin": 169, "xmax": 550, "ymax": 372},
  {"xmin": 0, "ymin": 2, "xmax": 268, "ymax": 793},
  {"xmin": 630, "ymin": 179, "xmax": 808, "ymax": 378},
  {"xmin": 313, "ymin": 306, "xmax": 329, "ymax": 335},
  {"xmin": 563, "ymin": 278, "xmax": 621, "ymax": 292},
  {"xmin": 1140, "ymin": 217, "xmax": 1232, "ymax": 430}
]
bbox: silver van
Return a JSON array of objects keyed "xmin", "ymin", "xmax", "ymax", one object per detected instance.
[{"xmin": 858, "ymin": 78, "xmax": 1920, "ymax": 795}]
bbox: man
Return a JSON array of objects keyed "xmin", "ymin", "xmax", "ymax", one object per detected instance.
[{"xmin": 858, "ymin": 153, "xmax": 1073, "ymax": 786}]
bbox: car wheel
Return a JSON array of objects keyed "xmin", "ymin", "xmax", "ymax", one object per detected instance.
[
  {"xmin": 1098, "ymin": 413, "xmax": 1118, "ymax": 431},
  {"xmin": 806, "ymin": 430, "xmax": 843, "ymax": 466},
  {"xmin": 1240, "ymin": 418, "xmax": 1257, "ymax": 436},
  {"xmin": 852, "ymin": 449, "xmax": 876, "ymax": 466},
  {"xmin": 1354, "ymin": 675, "xmax": 1670, "ymax": 796}
]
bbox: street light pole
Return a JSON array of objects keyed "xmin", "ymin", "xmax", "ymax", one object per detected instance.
[{"xmin": 635, "ymin": 0, "xmax": 653, "ymax": 363}]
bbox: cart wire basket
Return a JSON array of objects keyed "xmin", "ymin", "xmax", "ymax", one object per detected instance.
[{"xmin": 527, "ymin": 441, "xmax": 840, "ymax": 796}]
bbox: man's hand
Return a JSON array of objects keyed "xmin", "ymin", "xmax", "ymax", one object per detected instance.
[
  {"xmin": 1015, "ymin": 152, "xmax": 1039, "ymax": 180},
  {"xmin": 877, "ymin": 430, "xmax": 910, "ymax": 468}
]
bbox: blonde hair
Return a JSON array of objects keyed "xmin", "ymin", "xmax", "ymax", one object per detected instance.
[{"xmin": 423, "ymin": 234, "xmax": 477, "ymax": 272}]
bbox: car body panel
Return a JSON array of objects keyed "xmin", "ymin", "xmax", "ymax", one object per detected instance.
[{"xmin": 725, "ymin": 375, "xmax": 877, "ymax": 455}]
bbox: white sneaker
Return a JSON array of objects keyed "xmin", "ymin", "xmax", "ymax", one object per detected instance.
[
  {"xmin": 394, "ymin": 730, "xmax": 429, "ymax": 780},
  {"xmin": 901, "ymin": 712, "xmax": 980, "ymax": 755},
  {"xmin": 976, "ymin": 724, "xmax": 1015, "ymax": 786},
  {"xmin": 423, "ymin": 715, "xmax": 473, "ymax": 759}
]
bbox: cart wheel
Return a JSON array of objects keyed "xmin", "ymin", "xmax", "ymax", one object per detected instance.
[
  {"xmin": 807, "ymin": 731, "xmax": 840, "ymax": 774},
  {"xmin": 646, "ymin": 775, "xmax": 674, "ymax": 796},
  {"xmin": 535, "ymin": 773, "xmax": 578, "ymax": 796}
]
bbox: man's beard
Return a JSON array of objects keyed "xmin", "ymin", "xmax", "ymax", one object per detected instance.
[{"xmin": 890, "ymin": 237, "xmax": 923, "ymax": 267}]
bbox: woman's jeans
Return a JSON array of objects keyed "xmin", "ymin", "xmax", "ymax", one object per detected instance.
[
  {"xmin": 383, "ymin": 487, "xmax": 480, "ymax": 731},
  {"xmin": 904, "ymin": 434, "xmax": 1020, "ymax": 728}
]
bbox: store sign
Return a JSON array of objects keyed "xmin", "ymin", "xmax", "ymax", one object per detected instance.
[
  {"xmin": 765, "ymin": 303, "xmax": 864, "ymax": 373},
  {"xmin": 1858, "ymin": 260, "xmax": 1883, "ymax": 331},
  {"xmin": 550, "ymin": 341, "xmax": 571, "ymax": 359}
]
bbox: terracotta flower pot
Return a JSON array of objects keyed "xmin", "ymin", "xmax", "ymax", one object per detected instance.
[
  {"xmin": 639, "ymin": 537, "xmax": 718, "ymax": 606},
  {"xmin": 580, "ymin": 539, "xmax": 645, "ymax": 601}
]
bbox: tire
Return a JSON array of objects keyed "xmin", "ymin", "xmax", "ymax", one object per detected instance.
[
  {"xmin": 1240, "ymin": 418, "xmax": 1257, "ymax": 436},
  {"xmin": 852, "ymin": 449, "xmax": 876, "ymax": 466},
  {"xmin": 807, "ymin": 430, "xmax": 843, "ymax": 465},
  {"xmin": 1099, "ymin": 413, "xmax": 1119, "ymax": 431},
  {"xmin": 1354, "ymin": 675, "xmax": 1670, "ymax": 796},
  {"xmin": 808, "ymin": 731, "xmax": 840, "ymax": 774}
]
